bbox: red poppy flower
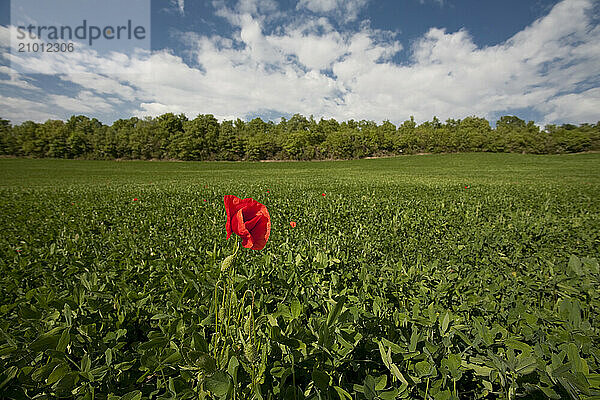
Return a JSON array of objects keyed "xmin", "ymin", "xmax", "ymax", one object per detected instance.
[
  {"xmin": 290, "ymin": 221, "xmax": 297, "ymax": 228},
  {"xmin": 266, "ymin": 190, "xmax": 270, "ymax": 193},
  {"xmin": 224, "ymin": 195, "xmax": 271, "ymax": 250},
  {"xmin": 322, "ymin": 193, "xmax": 326, "ymax": 197},
  {"xmin": 203, "ymin": 199, "xmax": 207, "ymax": 202},
  {"xmin": 133, "ymin": 198, "xmax": 138, "ymax": 201}
]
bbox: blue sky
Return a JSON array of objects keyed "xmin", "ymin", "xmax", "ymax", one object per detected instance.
[{"xmin": 1, "ymin": 0, "xmax": 599, "ymax": 126}]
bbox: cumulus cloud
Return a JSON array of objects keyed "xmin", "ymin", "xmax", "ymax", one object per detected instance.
[
  {"xmin": 537, "ymin": 88, "xmax": 600, "ymax": 124},
  {"xmin": 1, "ymin": 0, "xmax": 599, "ymax": 125}
]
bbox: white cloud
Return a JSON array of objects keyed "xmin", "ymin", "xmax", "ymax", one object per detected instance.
[
  {"xmin": 0, "ymin": 23, "xmax": 10, "ymax": 50},
  {"xmin": 0, "ymin": 66, "xmax": 41, "ymax": 91},
  {"xmin": 49, "ymin": 91, "xmax": 116, "ymax": 114},
  {"xmin": 2, "ymin": 0, "xmax": 599, "ymax": 126},
  {"xmin": 296, "ymin": 0, "xmax": 369, "ymax": 22},
  {"xmin": 57, "ymin": 71, "xmax": 137, "ymax": 102},
  {"xmin": 0, "ymin": 95, "xmax": 61, "ymax": 122},
  {"xmin": 171, "ymin": 0, "xmax": 185, "ymax": 15},
  {"xmin": 214, "ymin": 0, "xmax": 280, "ymax": 23},
  {"xmin": 237, "ymin": 0, "xmax": 278, "ymax": 15},
  {"xmin": 537, "ymin": 88, "xmax": 600, "ymax": 125}
]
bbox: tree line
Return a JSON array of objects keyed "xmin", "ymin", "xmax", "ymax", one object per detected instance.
[{"xmin": 0, "ymin": 114, "xmax": 598, "ymax": 161}]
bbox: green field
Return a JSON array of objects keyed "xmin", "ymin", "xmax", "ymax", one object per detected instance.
[{"xmin": 1, "ymin": 154, "xmax": 599, "ymax": 399}]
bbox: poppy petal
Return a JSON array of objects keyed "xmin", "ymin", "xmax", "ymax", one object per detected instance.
[
  {"xmin": 224, "ymin": 195, "xmax": 242, "ymax": 239},
  {"xmin": 223, "ymin": 195, "xmax": 270, "ymax": 250},
  {"xmin": 249, "ymin": 215, "xmax": 270, "ymax": 250}
]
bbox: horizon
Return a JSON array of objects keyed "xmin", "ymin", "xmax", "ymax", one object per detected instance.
[{"xmin": 3, "ymin": 111, "xmax": 598, "ymax": 130}]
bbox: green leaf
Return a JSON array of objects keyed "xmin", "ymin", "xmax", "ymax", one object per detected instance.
[
  {"xmin": 121, "ymin": 391, "xmax": 142, "ymax": 400},
  {"xmin": 444, "ymin": 353, "xmax": 462, "ymax": 380},
  {"xmin": 415, "ymin": 360, "xmax": 435, "ymax": 378},
  {"xmin": 566, "ymin": 343, "xmax": 588, "ymax": 375},
  {"xmin": 138, "ymin": 336, "xmax": 169, "ymax": 350},
  {"xmin": 32, "ymin": 362, "xmax": 58, "ymax": 382},
  {"xmin": 205, "ymin": 371, "xmax": 231, "ymax": 397},
  {"xmin": 587, "ymin": 373, "xmax": 600, "ymax": 389},
  {"xmin": 30, "ymin": 332, "xmax": 61, "ymax": 352},
  {"xmin": 193, "ymin": 332, "xmax": 208, "ymax": 353},
  {"xmin": 514, "ymin": 355, "xmax": 537, "ymax": 375},
  {"xmin": 363, "ymin": 375, "xmax": 377, "ymax": 400},
  {"xmin": 505, "ymin": 339, "xmax": 532, "ymax": 356},
  {"xmin": 465, "ymin": 362, "xmax": 492, "ymax": 377},
  {"xmin": 447, "ymin": 353, "xmax": 461, "ymax": 371},
  {"xmin": 379, "ymin": 388, "xmax": 399, "ymax": 400},
  {"xmin": 196, "ymin": 353, "xmax": 217, "ymax": 373},
  {"xmin": 291, "ymin": 298, "xmax": 302, "ymax": 320},
  {"xmin": 312, "ymin": 369, "xmax": 330, "ymax": 391},
  {"xmin": 441, "ymin": 312, "xmax": 450, "ymax": 334},
  {"xmin": 0, "ymin": 366, "xmax": 18, "ymax": 390},
  {"xmin": 105, "ymin": 348, "xmax": 112, "ymax": 366},
  {"xmin": 334, "ymin": 386, "xmax": 352, "ymax": 400},
  {"xmin": 378, "ymin": 341, "xmax": 391, "ymax": 368},
  {"xmin": 80, "ymin": 353, "xmax": 91, "ymax": 372},
  {"xmin": 540, "ymin": 386, "xmax": 561, "ymax": 399},
  {"xmin": 568, "ymin": 255, "xmax": 583, "ymax": 276},
  {"xmin": 381, "ymin": 338, "xmax": 403, "ymax": 354},
  {"xmin": 162, "ymin": 350, "xmax": 182, "ymax": 364},
  {"xmin": 557, "ymin": 372, "xmax": 589, "ymax": 397},
  {"xmin": 227, "ymin": 356, "xmax": 239, "ymax": 384},
  {"xmin": 54, "ymin": 372, "xmax": 79, "ymax": 394},
  {"xmin": 375, "ymin": 374, "xmax": 387, "ymax": 391},
  {"xmin": 390, "ymin": 363, "xmax": 409, "ymax": 385},
  {"xmin": 409, "ymin": 328, "xmax": 419, "ymax": 353},
  {"xmin": 433, "ymin": 389, "xmax": 451, "ymax": 400},
  {"xmin": 47, "ymin": 363, "xmax": 69, "ymax": 385},
  {"xmin": 56, "ymin": 329, "xmax": 70, "ymax": 352},
  {"xmin": 327, "ymin": 295, "xmax": 346, "ymax": 327}
]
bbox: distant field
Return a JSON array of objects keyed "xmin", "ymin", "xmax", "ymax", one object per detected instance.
[
  {"xmin": 1, "ymin": 154, "xmax": 599, "ymax": 399},
  {"xmin": 2, "ymin": 152, "xmax": 600, "ymax": 186}
]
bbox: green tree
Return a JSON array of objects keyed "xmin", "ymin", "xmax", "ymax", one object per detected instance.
[
  {"xmin": 378, "ymin": 120, "xmax": 397, "ymax": 153},
  {"xmin": 0, "ymin": 118, "xmax": 14, "ymax": 155},
  {"xmin": 13, "ymin": 121, "xmax": 40, "ymax": 156},
  {"xmin": 173, "ymin": 114, "xmax": 220, "ymax": 160},
  {"xmin": 217, "ymin": 120, "xmax": 246, "ymax": 160},
  {"xmin": 112, "ymin": 117, "xmax": 139, "ymax": 158},
  {"xmin": 44, "ymin": 120, "xmax": 69, "ymax": 158},
  {"xmin": 158, "ymin": 113, "xmax": 187, "ymax": 159},
  {"xmin": 456, "ymin": 117, "xmax": 491, "ymax": 152},
  {"xmin": 64, "ymin": 115, "xmax": 102, "ymax": 158}
]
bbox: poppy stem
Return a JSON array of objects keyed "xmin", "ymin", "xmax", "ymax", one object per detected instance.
[
  {"xmin": 233, "ymin": 238, "xmax": 239, "ymax": 256},
  {"xmin": 215, "ymin": 237, "xmax": 242, "ymax": 366}
]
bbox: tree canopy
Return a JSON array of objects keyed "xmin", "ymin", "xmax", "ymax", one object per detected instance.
[{"xmin": 0, "ymin": 114, "xmax": 598, "ymax": 160}]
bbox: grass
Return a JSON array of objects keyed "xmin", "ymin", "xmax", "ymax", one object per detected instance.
[
  {"xmin": 1, "ymin": 153, "xmax": 599, "ymax": 187},
  {"xmin": 0, "ymin": 153, "xmax": 599, "ymax": 399}
]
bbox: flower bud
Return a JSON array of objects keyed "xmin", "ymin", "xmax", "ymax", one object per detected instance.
[
  {"xmin": 244, "ymin": 317, "xmax": 252, "ymax": 335},
  {"xmin": 244, "ymin": 342, "xmax": 256, "ymax": 362},
  {"xmin": 221, "ymin": 254, "xmax": 235, "ymax": 272}
]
